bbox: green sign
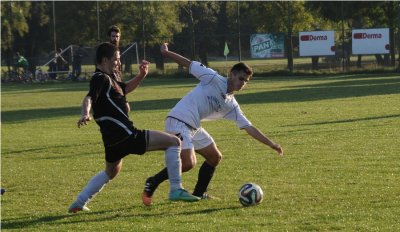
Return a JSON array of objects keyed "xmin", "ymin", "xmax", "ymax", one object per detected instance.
[{"xmin": 250, "ymin": 34, "xmax": 285, "ymax": 58}]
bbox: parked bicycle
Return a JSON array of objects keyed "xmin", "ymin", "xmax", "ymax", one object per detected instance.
[{"xmin": 2, "ymin": 67, "xmax": 32, "ymax": 83}]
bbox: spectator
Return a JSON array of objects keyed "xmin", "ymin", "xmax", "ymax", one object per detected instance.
[
  {"xmin": 14, "ymin": 52, "xmax": 30, "ymax": 81},
  {"xmin": 107, "ymin": 25, "xmax": 130, "ymax": 112},
  {"xmin": 72, "ymin": 44, "xmax": 86, "ymax": 81},
  {"xmin": 15, "ymin": 52, "xmax": 29, "ymax": 73},
  {"xmin": 47, "ymin": 48, "xmax": 69, "ymax": 80},
  {"xmin": 56, "ymin": 48, "xmax": 68, "ymax": 72},
  {"xmin": 48, "ymin": 60, "xmax": 57, "ymax": 79},
  {"xmin": 108, "ymin": 25, "xmax": 121, "ymax": 47},
  {"xmin": 108, "ymin": 25, "xmax": 123, "ymax": 77}
]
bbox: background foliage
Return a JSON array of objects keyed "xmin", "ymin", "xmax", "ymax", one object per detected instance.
[{"xmin": 1, "ymin": 1, "xmax": 399, "ymax": 71}]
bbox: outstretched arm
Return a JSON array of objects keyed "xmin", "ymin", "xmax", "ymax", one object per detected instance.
[
  {"xmin": 244, "ymin": 126, "xmax": 283, "ymax": 156},
  {"xmin": 77, "ymin": 95, "xmax": 92, "ymax": 128},
  {"xmin": 160, "ymin": 43, "xmax": 191, "ymax": 68},
  {"xmin": 125, "ymin": 60, "xmax": 150, "ymax": 94}
]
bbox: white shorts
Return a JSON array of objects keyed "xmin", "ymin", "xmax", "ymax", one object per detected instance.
[{"xmin": 165, "ymin": 117, "xmax": 214, "ymax": 150}]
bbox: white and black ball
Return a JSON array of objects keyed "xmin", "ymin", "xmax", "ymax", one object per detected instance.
[{"xmin": 238, "ymin": 183, "xmax": 263, "ymax": 206}]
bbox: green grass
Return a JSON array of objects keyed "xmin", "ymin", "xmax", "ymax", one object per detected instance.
[{"xmin": 1, "ymin": 73, "xmax": 400, "ymax": 231}]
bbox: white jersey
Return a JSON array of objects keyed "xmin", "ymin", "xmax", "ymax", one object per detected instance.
[{"xmin": 167, "ymin": 61, "xmax": 252, "ymax": 129}]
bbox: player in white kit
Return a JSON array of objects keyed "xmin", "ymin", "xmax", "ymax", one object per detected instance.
[{"xmin": 142, "ymin": 43, "xmax": 284, "ymax": 206}]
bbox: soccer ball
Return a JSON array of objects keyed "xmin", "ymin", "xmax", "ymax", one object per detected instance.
[{"xmin": 238, "ymin": 183, "xmax": 263, "ymax": 206}]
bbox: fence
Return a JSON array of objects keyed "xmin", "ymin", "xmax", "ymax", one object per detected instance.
[
  {"xmin": 1, "ymin": 42, "xmax": 140, "ymax": 82},
  {"xmin": 2, "ymin": 30, "xmax": 399, "ymax": 82},
  {"xmin": 215, "ymin": 29, "xmax": 399, "ymax": 73}
]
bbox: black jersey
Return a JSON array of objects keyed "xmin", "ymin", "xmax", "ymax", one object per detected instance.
[{"xmin": 88, "ymin": 69, "xmax": 134, "ymax": 147}]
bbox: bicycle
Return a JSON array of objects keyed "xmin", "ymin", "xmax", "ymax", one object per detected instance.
[
  {"xmin": 2, "ymin": 67, "xmax": 33, "ymax": 83},
  {"xmin": 35, "ymin": 68, "xmax": 50, "ymax": 82}
]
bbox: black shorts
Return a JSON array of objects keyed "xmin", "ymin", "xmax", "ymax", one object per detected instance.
[{"xmin": 104, "ymin": 129, "xmax": 149, "ymax": 163}]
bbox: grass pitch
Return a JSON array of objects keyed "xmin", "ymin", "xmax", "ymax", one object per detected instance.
[{"xmin": 1, "ymin": 73, "xmax": 400, "ymax": 231}]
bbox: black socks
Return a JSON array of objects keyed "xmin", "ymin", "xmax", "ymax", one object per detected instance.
[
  {"xmin": 192, "ymin": 162, "xmax": 215, "ymax": 197},
  {"xmin": 150, "ymin": 161, "xmax": 216, "ymax": 197},
  {"xmin": 152, "ymin": 167, "xmax": 169, "ymax": 186}
]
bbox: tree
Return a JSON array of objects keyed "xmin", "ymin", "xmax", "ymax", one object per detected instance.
[
  {"xmin": 216, "ymin": 1, "xmax": 228, "ymax": 57},
  {"xmin": 306, "ymin": 1, "xmax": 400, "ymax": 69},
  {"xmin": 53, "ymin": 2, "xmax": 98, "ymax": 47},
  {"xmin": 234, "ymin": 1, "xmax": 319, "ymax": 70},
  {"xmin": 1, "ymin": 1, "xmax": 31, "ymax": 71},
  {"xmin": 191, "ymin": 2, "xmax": 220, "ymax": 66},
  {"xmin": 23, "ymin": 2, "xmax": 51, "ymax": 72},
  {"xmin": 88, "ymin": 1, "xmax": 182, "ymax": 73},
  {"xmin": 380, "ymin": 1, "xmax": 400, "ymax": 67},
  {"xmin": 141, "ymin": 1, "xmax": 182, "ymax": 71},
  {"xmin": 2, "ymin": 1, "xmax": 397, "ymax": 75}
]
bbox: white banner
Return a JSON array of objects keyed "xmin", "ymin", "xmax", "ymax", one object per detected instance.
[
  {"xmin": 352, "ymin": 28, "xmax": 389, "ymax": 55},
  {"xmin": 299, "ymin": 31, "xmax": 335, "ymax": 56}
]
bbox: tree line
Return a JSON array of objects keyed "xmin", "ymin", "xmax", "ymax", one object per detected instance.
[{"xmin": 1, "ymin": 1, "xmax": 399, "ymax": 73}]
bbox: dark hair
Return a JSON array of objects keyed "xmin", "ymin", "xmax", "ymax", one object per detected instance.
[
  {"xmin": 230, "ymin": 62, "xmax": 253, "ymax": 78},
  {"xmin": 107, "ymin": 25, "xmax": 120, "ymax": 36},
  {"xmin": 96, "ymin": 42, "xmax": 118, "ymax": 65}
]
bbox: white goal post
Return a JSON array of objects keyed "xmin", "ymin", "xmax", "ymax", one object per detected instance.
[
  {"xmin": 37, "ymin": 42, "xmax": 139, "ymax": 78},
  {"xmin": 121, "ymin": 42, "xmax": 140, "ymax": 67},
  {"xmin": 42, "ymin": 45, "xmax": 73, "ymax": 67}
]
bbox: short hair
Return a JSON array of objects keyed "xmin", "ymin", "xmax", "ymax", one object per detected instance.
[
  {"xmin": 107, "ymin": 25, "xmax": 120, "ymax": 36},
  {"xmin": 230, "ymin": 62, "xmax": 253, "ymax": 78},
  {"xmin": 95, "ymin": 42, "xmax": 118, "ymax": 65}
]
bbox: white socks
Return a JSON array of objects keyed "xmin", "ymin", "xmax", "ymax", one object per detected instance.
[
  {"xmin": 76, "ymin": 171, "xmax": 110, "ymax": 206},
  {"xmin": 74, "ymin": 146, "xmax": 181, "ymax": 206},
  {"xmin": 165, "ymin": 146, "xmax": 183, "ymax": 192}
]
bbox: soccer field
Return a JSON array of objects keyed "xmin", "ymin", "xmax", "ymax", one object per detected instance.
[{"xmin": 1, "ymin": 73, "xmax": 400, "ymax": 231}]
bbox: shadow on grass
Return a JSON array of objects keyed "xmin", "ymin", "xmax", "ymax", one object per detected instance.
[
  {"xmin": 1, "ymin": 145, "xmax": 77, "ymax": 156},
  {"xmin": 1, "ymin": 205, "xmax": 241, "ymax": 229},
  {"xmin": 1, "ymin": 142, "xmax": 101, "ymax": 157},
  {"xmin": 2, "ymin": 106, "xmax": 81, "ymax": 124},
  {"xmin": 1, "ymin": 76, "xmax": 195, "ymax": 94},
  {"xmin": 282, "ymin": 114, "xmax": 400, "ymax": 127},
  {"xmin": 2, "ymin": 75, "xmax": 399, "ymax": 123},
  {"xmin": 1, "ymin": 98, "xmax": 181, "ymax": 124},
  {"xmin": 1, "ymin": 214, "xmax": 76, "ymax": 230},
  {"xmin": 236, "ymin": 76, "xmax": 400, "ymax": 104},
  {"xmin": 1, "ymin": 81, "xmax": 88, "ymax": 94}
]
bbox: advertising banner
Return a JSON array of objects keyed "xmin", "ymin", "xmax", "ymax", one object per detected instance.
[
  {"xmin": 299, "ymin": 30, "xmax": 335, "ymax": 56},
  {"xmin": 352, "ymin": 28, "xmax": 389, "ymax": 55},
  {"xmin": 250, "ymin": 34, "xmax": 285, "ymax": 58}
]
